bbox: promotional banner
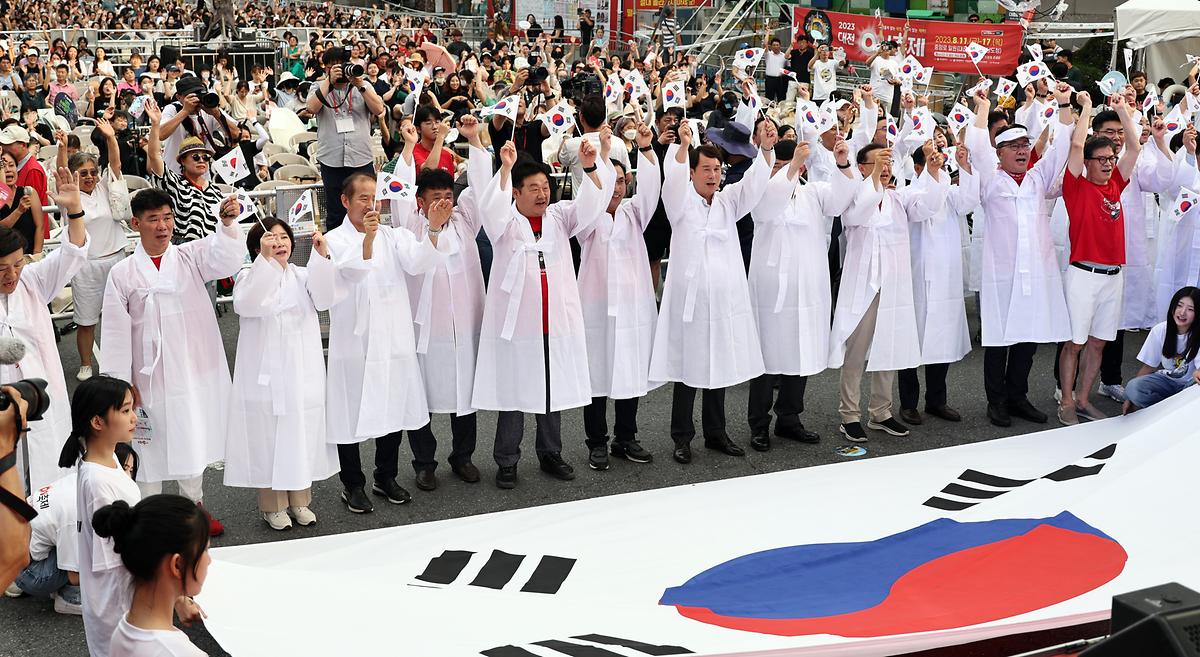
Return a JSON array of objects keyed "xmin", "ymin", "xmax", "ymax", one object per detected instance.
[
  {"xmin": 794, "ymin": 7, "xmax": 1025, "ymax": 76},
  {"xmin": 202, "ymin": 389, "xmax": 1200, "ymax": 656}
]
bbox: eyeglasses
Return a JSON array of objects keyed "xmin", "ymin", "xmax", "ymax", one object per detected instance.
[
  {"xmin": 188, "ymin": 153, "xmax": 210, "ymax": 162},
  {"xmin": 76, "ymin": 168, "xmax": 99, "ymax": 177},
  {"xmin": 1087, "ymin": 155, "xmax": 1118, "ymax": 164},
  {"xmin": 1000, "ymin": 141, "xmax": 1032, "ymax": 150},
  {"xmin": 1097, "ymin": 129, "xmax": 1124, "ymax": 137}
]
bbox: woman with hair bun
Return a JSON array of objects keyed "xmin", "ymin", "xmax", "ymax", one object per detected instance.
[{"xmin": 92, "ymin": 494, "xmax": 210, "ymax": 656}]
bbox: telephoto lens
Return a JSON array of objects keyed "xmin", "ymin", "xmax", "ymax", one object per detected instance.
[
  {"xmin": 346, "ymin": 63, "xmax": 365, "ymax": 79},
  {"xmin": 201, "ymin": 92, "xmax": 221, "ymax": 108},
  {"xmin": 0, "ymin": 378, "xmax": 50, "ymax": 422}
]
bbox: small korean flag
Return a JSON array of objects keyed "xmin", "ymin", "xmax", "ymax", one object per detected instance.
[
  {"xmin": 1172, "ymin": 188, "xmax": 1198, "ymax": 219},
  {"xmin": 213, "ymin": 147, "xmax": 251, "ymax": 184},
  {"xmin": 288, "ymin": 189, "xmax": 316, "ymax": 225},
  {"xmin": 375, "ymin": 172, "xmax": 415, "ymax": 202},
  {"xmin": 966, "ymin": 42, "xmax": 989, "ymax": 65}
]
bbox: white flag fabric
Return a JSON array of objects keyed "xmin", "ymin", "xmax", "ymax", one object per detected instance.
[
  {"xmin": 212, "ymin": 147, "xmax": 251, "ymax": 184},
  {"xmin": 1016, "ymin": 60, "xmax": 1052, "ymax": 88},
  {"xmin": 904, "ymin": 108, "xmax": 935, "ymax": 145},
  {"xmin": 374, "ymin": 171, "xmax": 415, "ymax": 202},
  {"xmin": 402, "ymin": 68, "xmax": 425, "ymax": 99},
  {"xmin": 209, "ymin": 191, "xmax": 258, "ymax": 225},
  {"xmin": 914, "ymin": 66, "xmax": 935, "ymax": 86},
  {"xmin": 537, "ymin": 100, "xmax": 577, "ymax": 136},
  {"xmin": 603, "ymin": 78, "xmax": 622, "ymax": 104},
  {"xmin": 287, "ymin": 188, "xmax": 315, "ymax": 224},
  {"xmin": 482, "ymin": 95, "xmax": 520, "ymax": 122},
  {"xmin": 965, "ymin": 42, "xmax": 989, "ymax": 64},
  {"xmin": 885, "ymin": 116, "xmax": 898, "ymax": 146},
  {"xmin": 621, "ymin": 70, "xmax": 650, "ymax": 99},
  {"xmin": 898, "ymin": 55, "xmax": 924, "ymax": 79},
  {"xmin": 1038, "ymin": 98, "xmax": 1059, "ymax": 127},
  {"xmin": 946, "ymin": 103, "xmax": 977, "ymax": 133},
  {"xmin": 1163, "ymin": 105, "xmax": 1187, "ymax": 139},
  {"xmin": 1027, "ymin": 43, "xmax": 1043, "ymax": 62},
  {"xmin": 967, "ymin": 78, "xmax": 994, "ymax": 97},
  {"xmin": 1171, "ymin": 187, "xmax": 1198, "ymax": 219},
  {"xmin": 198, "ymin": 387, "xmax": 1200, "ymax": 657},
  {"xmin": 733, "ymin": 47, "xmax": 765, "ymax": 70},
  {"xmin": 662, "ymin": 80, "xmax": 687, "ymax": 110},
  {"xmin": 995, "ymin": 78, "xmax": 1018, "ymax": 98}
]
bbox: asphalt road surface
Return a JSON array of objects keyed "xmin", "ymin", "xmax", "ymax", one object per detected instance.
[{"xmin": 0, "ymin": 302, "xmax": 1149, "ymax": 656}]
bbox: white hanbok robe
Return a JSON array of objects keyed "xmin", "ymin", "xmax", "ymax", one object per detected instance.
[
  {"xmin": 649, "ymin": 145, "xmax": 769, "ymax": 389},
  {"xmin": 471, "ymin": 159, "xmax": 611, "ymax": 413},
  {"xmin": 749, "ymin": 164, "xmax": 858, "ymax": 376},
  {"xmin": 390, "ymin": 149, "xmax": 489, "ymax": 416},
  {"xmin": 1153, "ymin": 155, "xmax": 1200, "ymax": 318},
  {"xmin": 573, "ymin": 151, "xmax": 663, "ymax": 400},
  {"xmin": 100, "ymin": 225, "xmax": 245, "ymax": 483},
  {"xmin": 829, "ymin": 169, "xmax": 947, "ymax": 372},
  {"xmin": 910, "ymin": 168, "xmax": 979, "ymax": 365},
  {"xmin": 223, "ymin": 254, "xmax": 338, "ymax": 490},
  {"xmin": 323, "ymin": 221, "xmax": 448, "ymax": 444},
  {"xmin": 3, "ymin": 238, "xmax": 88, "ymax": 490},
  {"xmin": 966, "ymin": 120, "xmax": 1073, "ymax": 347},
  {"xmin": 1117, "ymin": 140, "xmax": 1176, "ymax": 329}
]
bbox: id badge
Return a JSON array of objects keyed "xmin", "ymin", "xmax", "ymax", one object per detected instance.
[
  {"xmin": 133, "ymin": 408, "xmax": 153, "ymax": 448},
  {"xmin": 335, "ymin": 117, "xmax": 355, "ymax": 134}
]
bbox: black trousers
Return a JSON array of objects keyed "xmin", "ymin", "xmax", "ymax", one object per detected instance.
[
  {"xmin": 583, "ymin": 396, "xmax": 640, "ymax": 448},
  {"xmin": 337, "ymin": 430, "xmax": 402, "ymax": 490},
  {"xmin": 492, "ymin": 331, "xmax": 560, "ymax": 466},
  {"xmin": 764, "ymin": 74, "xmax": 786, "ymax": 101},
  {"xmin": 670, "ymin": 383, "xmax": 727, "ymax": 445},
  {"xmin": 1052, "ymin": 330, "xmax": 1125, "ymax": 388},
  {"xmin": 408, "ymin": 414, "xmax": 477, "ymax": 473},
  {"xmin": 319, "ymin": 162, "xmax": 375, "ymax": 232},
  {"xmin": 898, "ymin": 362, "xmax": 950, "ymax": 410},
  {"xmin": 747, "ymin": 373, "xmax": 807, "ymax": 434},
  {"xmin": 983, "ymin": 343, "xmax": 1037, "ymax": 405}
]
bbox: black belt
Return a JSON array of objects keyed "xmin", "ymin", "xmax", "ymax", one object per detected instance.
[{"xmin": 1071, "ymin": 262, "xmax": 1121, "ymax": 275}]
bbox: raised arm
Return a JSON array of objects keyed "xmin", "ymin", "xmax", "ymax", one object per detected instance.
[
  {"xmin": 1109, "ymin": 92, "xmax": 1141, "ymax": 181},
  {"xmin": 94, "ymin": 117, "xmax": 121, "ymax": 177},
  {"xmin": 1066, "ymin": 89, "xmax": 1093, "ymax": 178},
  {"xmin": 143, "ymin": 98, "xmax": 165, "ymax": 177}
]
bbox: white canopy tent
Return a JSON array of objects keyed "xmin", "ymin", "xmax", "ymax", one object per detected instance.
[{"xmin": 1115, "ymin": 0, "xmax": 1200, "ymax": 80}]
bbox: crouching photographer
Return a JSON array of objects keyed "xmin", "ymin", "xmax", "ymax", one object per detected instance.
[{"xmin": 0, "ymin": 383, "xmax": 35, "ymax": 589}]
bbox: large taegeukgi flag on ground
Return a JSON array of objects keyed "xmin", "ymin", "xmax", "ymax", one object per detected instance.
[{"xmin": 199, "ymin": 388, "xmax": 1200, "ymax": 656}]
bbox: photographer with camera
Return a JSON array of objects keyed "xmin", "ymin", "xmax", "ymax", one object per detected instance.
[
  {"xmin": 0, "ymin": 165, "xmax": 90, "ymax": 494},
  {"xmin": 142, "ymin": 99, "xmax": 229, "ymax": 245},
  {"xmin": 0, "ymin": 384, "xmax": 31, "ymax": 591},
  {"xmin": 156, "ymin": 74, "xmax": 239, "ymax": 175},
  {"xmin": 305, "ymin": 47, "xmax": 386, "ymax": 232}
]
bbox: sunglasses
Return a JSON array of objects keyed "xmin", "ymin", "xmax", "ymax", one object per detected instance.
[
  {"xmin": 76, "ymin": 168, "xmax": 99, "ymax": 177},
  {"xmin": 188, "ymin": 153, "xmax": 211, "ymax": 162}
]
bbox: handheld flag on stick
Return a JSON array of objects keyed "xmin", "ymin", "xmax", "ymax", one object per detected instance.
[{"xmin": 288, "ymin": 189, "xmax": 316, "ymax": 225}]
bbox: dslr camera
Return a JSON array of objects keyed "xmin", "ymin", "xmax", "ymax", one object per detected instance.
[
  {"xmin": 200, "ymin": 92, "xmax": 220, "ymax": 108},
  {"xmin": 345, "ymin": 63, "xmax": 365, "ymax": 79},
  {"xmin": 560, "ymin": 72, "xmax": 602, "ymax": 101}
]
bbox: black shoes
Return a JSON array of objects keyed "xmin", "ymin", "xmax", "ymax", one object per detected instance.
[
  {"xmin": 750, "ymin": 431, "xmax": 771, "ymax": 452},
  {"xmin": 775, "ymin": 424, "xmax": 820, "ymax": 444},
  {"xmin": 496, "ymin": 465, "xmax": 518, "ymax": 489},
  {"xmin": 451, "ymin": 462, "xmax": 481, "ymax": 483},
  {"xmin": 840, "ymin": 422, "xmax": 868, "ymax": 442},
  {"xmin": 925, "ymin": 404, "xmax": 962, "ymax": 422},
  {"xmin": 899, "ymin": 408, "xmax": 924, "ymax": 425},
  {"xmin": 538, "ymin": 453, "xmax": 576, "ymax": 480},
  {"xmin": 703, "ymin": 434, "xmax": 746, "ymax": 457},
  {"xmin": 415, "ymin": 469, "xmax": 438, "ymax": 492},
  {"xmin": 987, "ymin": 403, "xmax": 1013, "ymax": 427},
  {"xmin": 610, "ymin": 439, "xmax": 653, "ymax": 463},
  {"xmin": 1008, "ymin": 398, "xmax": 1048, "ymax": 424},
  {"xmin": 587, "ymin": 445, "xmax": 610, "ymax": 471},
  {"xmin": 341, "ymin": 486, "xmax": 374, "ymax": 514},
  {"xmin": 672, "ymin": 444, "xmax": 692, "ymax": 464},
  {"xmin": 371, "ymin": 479, "xmax": 412, "ymax": 505},
  {"xmin": 867, "ymin": 417, "xmax": 910, "ymax": 437}
]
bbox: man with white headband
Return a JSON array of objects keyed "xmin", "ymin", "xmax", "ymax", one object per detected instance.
[{"xmin": 966, "ymin": 82, "xmax": 1077, "ymax": 428}]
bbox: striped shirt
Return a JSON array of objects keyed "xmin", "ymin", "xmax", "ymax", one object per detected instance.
[
  {"xmin": 150, "ymin": 169, "xmax": 224, "ymax": 244},
  {"xmin": 661, "ymin": 17, "xmax": 678, "ymax": 50}
]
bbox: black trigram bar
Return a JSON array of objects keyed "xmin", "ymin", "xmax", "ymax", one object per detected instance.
[
  {"xmin": 481, "ymin": 647, "xmax": 539, "ymax": 657},
  {"xmin": 469, "ymin": 550, "xmax": 526, "ymax": 589},
  {"xmin": 533, "ymin": 640, "xmax": 629, "ymax": 656},
  {"xmin": 1087, "ymin": 443, "xmax": 1117, "ymax": 460},
  {"xmin": 941, "ymin": 483, "xmax": 1008, "ymax": 499},
  {"xmin": 923, "ymin": 496, "xmax": 978, "ymax": 511},
  {"xmin": 415, "ymin": 550, "xmax": 474, "ymax": 585},
  {"xmin": 571, "ymin": 633, "xmax": 694, "ymax": 655},
  {"xmin": 958, "ymin": 469, "xmax": 1036, "ymax": 488},
  {"xmin": 1043, "ymin": 463, "xmax": 1104, "ymax": 482},
  {"xmin": 520, "ymin": 555, "xmax": 576, "ymax": 594}
]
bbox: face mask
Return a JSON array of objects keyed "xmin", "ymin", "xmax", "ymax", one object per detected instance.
[{"xmin": 623, "ymin": 129, "xmax": 637, "ymax": 140}]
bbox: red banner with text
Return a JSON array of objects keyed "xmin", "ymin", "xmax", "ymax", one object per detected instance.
[{"xmin": 793, "ymin": 7, "xmax": 1024, "ymax": 76}]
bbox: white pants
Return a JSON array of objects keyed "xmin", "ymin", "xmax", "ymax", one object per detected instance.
[
  {"xmin": 1064, "ymin": 265, "xmax": 1124, "ymax": 344},
  {"xmin": 138, "ymin": 474, "xmax": 204, "ymax": 503}
]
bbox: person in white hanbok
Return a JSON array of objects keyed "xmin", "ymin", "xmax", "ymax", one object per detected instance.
[
  {"xmin": 897, "ymin": 140, "xmax": 978, "ymax": 426},
  {"xmin": 391, "ymin": 117, "xmax": 489, "ymax": 492},
  {"xmin": 472, "ymin": 137, "xmax": 610, "ymax": 490},
  {"xmin": 323, "ymin": 172, "xmax": 450, "ymax": 513},
  {"xmin": 746, "ymin": 137, "xmax": 857, "ymax": 452},
  {"xmin": 223, "ymin": 219, "xmax": 338, "ymax": 531},
  {"xmin": 573, "ymin": 123, "xmax": 661, "ymax": 471},
  {"xmin": 0, "ymin": 166, "xmax": 89, "ymax": 493},
  {"xmin": 650, "ymin": 120, "xmax": 775, "ymax": 465},
  {"xmin": 964, "ymin": 82, "xmax": 1076, "ymax": 429},
  {"xmin": 1153, "ymin": 128, "xmax": 1200, "ymax": 320},
  {"xmin": 830, "ymin": 142, "xmax": 947, "ymax": 443},
  {"xmin": 101, "ymin": 186, "xmax": 246, "ymax": 542}
]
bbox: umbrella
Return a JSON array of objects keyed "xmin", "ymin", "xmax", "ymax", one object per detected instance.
[{"xmin": 420, "ymin": 42, "xmax": 457, "ymax": 74}]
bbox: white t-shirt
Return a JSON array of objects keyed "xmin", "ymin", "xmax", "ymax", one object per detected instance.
[
  {"xmin": 764, "ymin": 50, "xmax": 786, "ymax": 77},
  {"xmin": 559, "ymin": 132, "xmax": 631, "ymax": 196},
  {"xmin": 77, "ymin": 458, "xmax": 142, "ymax": 657},
  {"xmin": 80, "ymin": 173, "xmax": 130, "ymax": 258},
  {"xmin": 812, "ymin": 59, "xmax": 840, "ymax": 101},
  {"xmin": 109, "ymin": 616, "xmax": 208, "ymax": 657},
  {"xmin": 158, "ymin": 103, "xmax": 232, "ymax": 175},
  {"xmin": 1137, "ymin": 321, "xmax": 1197, "ymax": 379},
  {"xmin": 27, "ymin": 470, "xmax": 79, "ymax": 570},
  {"xmin": 869, "ymin": 55, "xmax": 898, "ymax": 103}
]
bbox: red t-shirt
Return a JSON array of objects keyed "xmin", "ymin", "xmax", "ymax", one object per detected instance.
[
  {"xmin": 1062, "ymin": 167, "xmax": 1129, "ymax": 266},
  {"xmin": 15, "ymin": 159, "xmax": 49, "ymax": 239},
  {"xmin": 413, "ymin": 142, "xmax": 455, "ymax": 176},
  {"xmin": 526, "ymin": 214, "xmax": 549, "ymax": 334}
]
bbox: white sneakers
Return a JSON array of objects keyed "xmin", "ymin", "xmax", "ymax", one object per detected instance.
[
  {"xmin": 289, "ymin": 506, "xmax": 317, "ymax": 527},
  {"xmin": 52, "ymin": 593, "xmax": 82, "ymax": 616},
  {"xmin": 4, "ymin": 582, "xmax": 22, "ymax": 598},
  {"xmin": 76, "ymin": 365, "xmax": 93, "ymax": 382},
  {"xmin": 1098, "ymin": 383, "xmax": 1127, "ymax": 402},
  {"xmin": 263, "ymin": 510, "xmax": 292, "ymax": 531}
]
